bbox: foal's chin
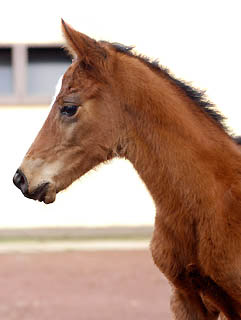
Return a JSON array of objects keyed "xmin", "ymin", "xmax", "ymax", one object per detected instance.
[
  {"xmin": 27, "ymin": 183, "xmax": 57, "ymax": 204},
  {"xmin": 42, "ymin": 184, "xmax": 57, "ymax": 204},
  {"xmin": 25, "ymin": 174, "xmax": 77, "ymax": 204},
  {"xmin": 36, "ymin": 178, "xmax": 75, "ymax": 204}
]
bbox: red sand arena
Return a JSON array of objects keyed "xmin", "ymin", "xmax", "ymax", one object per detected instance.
[{"xmin": 0, "ymin": 250, "xmax": 172, "ymax": 319}]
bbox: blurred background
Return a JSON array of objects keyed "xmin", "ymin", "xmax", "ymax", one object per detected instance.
[
  {"xmin": 0, "ymin": 0, "xmax": 241, "ymax": 319},
  {"xmin": 1, "ymin": 0, "xmax": 241, "ymax": 232}
]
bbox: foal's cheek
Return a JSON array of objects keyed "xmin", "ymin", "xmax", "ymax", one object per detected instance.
[
  {"xmin": 230, "ymin": 181, "xmax": 241, "ymax": 201},
  {"xmin": 63, "ymin": 123, "xmax": 78, "ymax": 142}
]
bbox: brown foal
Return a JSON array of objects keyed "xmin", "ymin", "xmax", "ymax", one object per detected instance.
[{"xmin": 13, "ymin": 20, "xmax": 241, "ymax": 319}]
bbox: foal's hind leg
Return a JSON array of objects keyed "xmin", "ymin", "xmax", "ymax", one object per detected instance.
[{"xmin": 170, "ymin": 288, "xmax": 219, "ymax": 320}]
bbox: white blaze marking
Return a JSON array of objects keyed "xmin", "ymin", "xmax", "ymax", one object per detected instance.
[{"xmin": 50, "ymin": 75, "xmax": 64, "ymax": 108}]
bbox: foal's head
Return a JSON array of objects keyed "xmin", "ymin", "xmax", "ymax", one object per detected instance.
[{"xmin": 13, "ymin": 20, "xmax": 128, "ymax": 203}]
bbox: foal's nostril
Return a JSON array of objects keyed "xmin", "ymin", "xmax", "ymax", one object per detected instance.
[{"xmin": 13, "ymin": 169, "xmax": 28, "ymax": 194}]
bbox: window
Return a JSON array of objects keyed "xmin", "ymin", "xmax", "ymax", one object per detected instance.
[
  {"xmin": 0, "ymin": 48, "xmax": 13, "ymax": 95},
  {"xmin": 0, "ymin": 44, "xmax": 71, "ymax": 105},
  {"xmin": 27, "ymin": 47, "xmax": 71, "ymax": 97}
]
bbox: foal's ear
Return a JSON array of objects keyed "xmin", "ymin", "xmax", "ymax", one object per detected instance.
[{"xmin": 61, "ymin": 19, "xmax": 107, "ymax": 68}]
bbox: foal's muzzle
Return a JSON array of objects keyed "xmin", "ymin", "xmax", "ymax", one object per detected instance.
[
  {"xmin": 13, "ymin": 169, "xmax": 28, "ymax": 194},
  {"xmin": 13, "ymin": 169, "xmax": 49, "ymax": 202}
]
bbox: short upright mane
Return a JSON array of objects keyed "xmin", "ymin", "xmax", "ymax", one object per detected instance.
[{"xmin": 111, "ymin": 43, "xmax": 228, "ymax": 133}]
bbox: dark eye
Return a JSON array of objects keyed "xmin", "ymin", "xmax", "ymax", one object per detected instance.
[{"xmin": 60, "ymin": 105, "xmax": 79, "ymax": 117}]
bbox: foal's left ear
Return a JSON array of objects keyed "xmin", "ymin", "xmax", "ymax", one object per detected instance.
[{"xmin": 61, "ymin": 19, "xmax": 107, "ymax": 69}]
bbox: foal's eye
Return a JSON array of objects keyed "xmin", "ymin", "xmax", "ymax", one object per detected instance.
[{"xmin": 60, "ymin": 105, "xmax": 79, "ymax": 117}]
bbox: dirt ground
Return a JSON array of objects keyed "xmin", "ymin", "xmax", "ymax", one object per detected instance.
[{"xmin": 0, "ymin": 250, "xmax": 172, "ymax": 320}]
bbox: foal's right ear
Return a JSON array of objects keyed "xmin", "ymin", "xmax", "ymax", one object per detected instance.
[{"xmin": 61, "ymin": 19, "xmax": 107, "ymax": 69}]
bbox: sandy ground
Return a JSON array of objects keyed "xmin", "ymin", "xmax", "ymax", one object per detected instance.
[
  {"xmin": 0, "ymin": 240, "xmax": 149, "ymax": 254},
  {"xmin": 0, "ymin": 250, "xmax": 172, "ymax": 320}
]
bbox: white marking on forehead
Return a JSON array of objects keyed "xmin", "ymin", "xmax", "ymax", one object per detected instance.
[{"xmin": 49, "ymin": 75, "xmax": 64, "ymax": 108}]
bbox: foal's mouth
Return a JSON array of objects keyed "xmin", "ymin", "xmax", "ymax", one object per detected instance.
[{"xmin": 24, "ymin": 182, "xmax": 50, "ymax": 203}]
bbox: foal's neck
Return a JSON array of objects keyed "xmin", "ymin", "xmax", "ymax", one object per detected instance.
[{"xmin": 121, "ymin": 67, "xmax": 240, "ymax": 213}]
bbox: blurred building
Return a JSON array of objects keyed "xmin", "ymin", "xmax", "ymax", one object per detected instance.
[{"xmin": 0, "ymin": 44, "xmax": 71, "ymax": 105}]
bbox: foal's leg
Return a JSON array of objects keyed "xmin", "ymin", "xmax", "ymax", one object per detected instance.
[{"xmin": 170, "ymin": 288, "xmax": 219, "ymax": 320}]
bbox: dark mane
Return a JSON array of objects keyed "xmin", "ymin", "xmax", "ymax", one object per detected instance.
[{"xmin": 111, "ymin": 43, "xmax": 228, "ymax": 133}]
